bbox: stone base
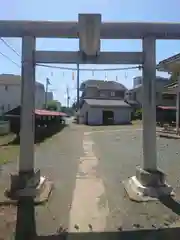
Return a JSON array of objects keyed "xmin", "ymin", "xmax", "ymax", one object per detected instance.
[
  {"xmin": 123, "ymin": 167, "xmax": 174, "ymax": 202},
  {"xmin": 1, "ymin": 170, "xmax": 53, "ymax": 205}
]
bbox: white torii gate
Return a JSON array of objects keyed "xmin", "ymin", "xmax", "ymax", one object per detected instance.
[{"xmin": 2, "ymin": 14, "xmax": 179, "ymax": 201}]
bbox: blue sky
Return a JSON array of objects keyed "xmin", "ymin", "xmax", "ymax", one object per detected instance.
[{"xmin": 0, "ymin": 0, "xmax": 180, "ymax": 106}]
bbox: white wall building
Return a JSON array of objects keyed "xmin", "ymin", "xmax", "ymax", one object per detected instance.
[
  {"xmin": 0, "ymin": 74, "xmax": 45, "ymax": 115},
  {"xmin": 79, "ymin": 80, "xmax": 132, "ymax": 125}
]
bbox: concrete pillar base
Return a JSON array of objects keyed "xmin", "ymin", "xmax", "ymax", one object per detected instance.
[
  {"xmin": 5, "ymin": 169, "xmax": 53, "ymax": 203},
  {"xmin": 123, "ymin": 166, "xmax": 174, "ymax": 202}
]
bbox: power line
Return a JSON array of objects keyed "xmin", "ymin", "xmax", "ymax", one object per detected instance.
[
  {"xmin": 0, "ymin": 50, "xmax": 142, "ymax": 72},
  {"xmin": 0, "ymin": 37, "xmax": 20, "ymax": 57},
  {"xmin": 0, "ymin": 38, "xmax": 142, "ymax": 72},
  {"xmin": 0, "ymin": 51, "xmax": 20, "ymax": 68},
  {"xmin": 37, "ymin": 63, "xmax": 142, "ymax": 71}
]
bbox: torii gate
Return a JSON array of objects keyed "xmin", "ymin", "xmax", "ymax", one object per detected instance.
[{"xmin": 2, "ymin": 14, "xmax": 179, "ymax": 202}]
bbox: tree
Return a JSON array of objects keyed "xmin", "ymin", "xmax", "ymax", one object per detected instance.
[
  {"xmin": 61, "ymin": 106, "xmax": 74, "ymax": 116},
  {"xmin": 169, "ymin": 71, "xmax": 179, "ymax": 83},
  {"xmin": 44, "ymin": 100, "xmax": 61, "ymax": 111}
]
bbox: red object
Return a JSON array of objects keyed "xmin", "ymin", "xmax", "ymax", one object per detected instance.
[
  {"xmin": 35, "ymin": 109, "xmax": 67, "ymax": 116},
  {"xmin": 157, "ymin": 106, "xmax": 176, "ymax": 110}
]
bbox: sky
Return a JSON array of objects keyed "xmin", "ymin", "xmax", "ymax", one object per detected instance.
[{"xmin": 0, "ymin": 0, "xmax": 180, "ymax": 106}]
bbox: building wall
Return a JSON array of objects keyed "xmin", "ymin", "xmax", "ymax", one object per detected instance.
[
  {"xmin": 79, "ymin": 104, "xmax": 131, "ymax": 125},
  {"xmin": 113, "ymin": 108, "xmax": 132, "ymax": 124},
  {"xmin": 0, "ymin": 82, "xmax": 45, "ymax": 115},
  {"xmin": 84, "ymin": 87, "xmax": 99, "ymax": 98},
  {"xmin": 46, "ymin": 92, "xmax": 54, "ymax": 103},
  {"xmin": 81, "ymin": 87, "xmax": 125, "ymax": 100},
  {"xmin": 0, "ymin": 84, "xmax": 21, "ymax": 114},
  {"xmin": 133, "ymin": 76, "xmax": 142, "ymax": 88},
  {"xmin": 125, "ymin": 78, "xmax": 172, "ymax": 106},
  {"xmin": 35, "ymin": 85, "xmax": 45, "ymax": 109}
]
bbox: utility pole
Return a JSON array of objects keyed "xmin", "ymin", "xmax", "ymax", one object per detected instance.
[
  {"xmin": 77, "ymin": 63, "xmax": 80, "ymax": 110},
  {"xmin": 44, "ymin": 77, "xmax": 50, "ymax": 108},
  {"xmin": 76, "ymin": 63, "xmax": 80, "ymax": 124},
  {"xmin": 66, "ymin": 85, "xmax": 70, "ymax": 108}
]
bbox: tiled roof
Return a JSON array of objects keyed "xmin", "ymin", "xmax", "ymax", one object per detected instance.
[
  {"xmin": 80, "ymin": 79, "xmax": 127, "ymax": 91},
  {"xmin": 5, "ymin": 106, "xmax": 67, "ymax": 117},
  {"xmin": 85, "ymin": 99, "xmax": 131, "ymax": 107}
]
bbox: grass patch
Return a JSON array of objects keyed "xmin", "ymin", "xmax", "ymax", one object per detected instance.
[
  {"xmin": 131, "ymin": 120, "xmax": 142, "ymax": 126},
  {"xmin": 0, "ymin": 134, "xmax": 19, "ymax": 165},
  {"xmin": 0, "ymin": 125, "xmax": 67, "ymax": 165}
]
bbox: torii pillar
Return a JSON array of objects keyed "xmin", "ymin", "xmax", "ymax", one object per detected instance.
[
  {"xmin": 7, "ymin": 36, "xmax": 53, "ymax": 202},
  {"xmin": 124, "ymin": 37, "xmax": 174, "ymax": 201}
]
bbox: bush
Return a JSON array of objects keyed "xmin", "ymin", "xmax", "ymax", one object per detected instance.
[{"xmin": 133, "ymin": 109, "xmax": 142, "ymax": 120}]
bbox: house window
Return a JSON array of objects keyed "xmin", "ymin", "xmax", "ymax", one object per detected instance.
[
  {"xmin": 5, "ymin": 85, "xmax": 8, "ymax": 91},
  {"xmin": 133, "ymin": 92, "xmax": 136, "ymax": 100},
  {"xmin": 110, "ymin": 91, "xmax": 115, "ymax": 97}
]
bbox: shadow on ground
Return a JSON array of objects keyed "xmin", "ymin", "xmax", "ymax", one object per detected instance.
[
  {"xmin": 13, "ymin": 196, "xmax": 180, "ymax": 240},
  {"xmin": 0, "ymin": 124, "xmax": 66, "ymax": 146},
  {"xmin": 159, "ymin": 196, "xmax": 180, "ymax": 216}
]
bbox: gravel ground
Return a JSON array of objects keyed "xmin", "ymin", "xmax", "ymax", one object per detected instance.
[
  {"xmin": 91, "ymin": 126, "xmax": 180, "ymax": 232},
  {"xmin": 0, "ymin": 124, "xmax": 84, "ymax": 239},
  {"xmin": 1, "ymin": 123, "xmax": 180, "ymax": 239}
]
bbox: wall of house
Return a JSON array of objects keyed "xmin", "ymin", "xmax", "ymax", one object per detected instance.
[
  {"xmin": 79, "ymin": 104, "xmax": 132, "ymax": 125},
  {"xmin": 79, "ymin": 103, "xmax": 102, "ymax": 125},
  {"xmin": 125, "ymin": 80, "xmax": 173, "ymax": 107},
  {"xmin": 84, "ymin": 87, "xmax": 99, "ymax": 98},
  {"xmin": 81, "ymin": 87, "xmax": 125, "ymax": 100},
  {"xmin": 157, "ymin": 95, "xmax": 176, "ymax": 106},
  {"xmin": 46, "ymin": 92, "xmax": 53, "ymax": 103},
  {"xmin": 113, "ymin": 108, "xmax": 132, "ymax": 124},
  {"xmin": 0, "ymin": 84, "xmax": 21, "ymax": 114},
  {"xmin": 35, "ymin": 85, "xmax": 45, "ymax": 109},
  {"xmin": 0, "ymin": 83, "xmax": 45, "ymax": 115}
]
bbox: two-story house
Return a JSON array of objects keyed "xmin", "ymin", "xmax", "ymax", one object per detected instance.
[
  {"xmin": 79, "ymin": 79, "xmax": 132, "ymax": 125},
  {"xmin": 124, "ymin": 76, "xmax": 170, "ymax": 108},
  {"xmin": 0, "ymin": 74, "xmax": 45, "ymax": 115}
]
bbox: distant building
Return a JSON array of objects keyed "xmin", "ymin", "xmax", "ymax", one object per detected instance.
[
  {"xmin": 46, "ymin": 91, "xmax": 53, "ymax": 103},
  {"xmin": 79, "ymin": 79, "xmax": 132, "ymax": 125},
  {"xmin": 0, "ymin": 74, "xmax": 45, "ymax": 115},
  {"xmin": 125, "ymin": 76, "xmax": 170, "ymax": 108},
  {"xmin": 157, "ymin": 53, "xmax": 180, "ymax": 107},
  {"xmin": 133, "ymin": 76, "xmax": 142, "ymax": 88}
]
